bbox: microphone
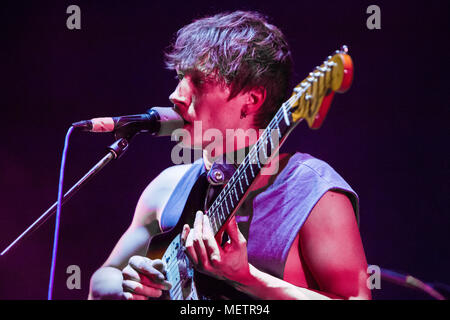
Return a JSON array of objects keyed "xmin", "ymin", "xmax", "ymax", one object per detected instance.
[{"xmin": 71, "ymin": 107, "xmax": 184, "ymax": 137}]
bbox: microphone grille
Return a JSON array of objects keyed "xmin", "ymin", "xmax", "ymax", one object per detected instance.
[{"xmin": 150, "ymin": 107, "xmax": 184, "ymax": 136}]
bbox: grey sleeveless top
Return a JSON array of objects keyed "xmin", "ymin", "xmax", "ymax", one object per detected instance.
[{"xmin": 160, "ymin": 152, "xmax": 359, "ymax": 280}]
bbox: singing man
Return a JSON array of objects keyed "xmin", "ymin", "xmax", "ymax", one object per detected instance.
[{"xmin": 88, "ymin": 11, "xmax": 371, "ymax": 300}]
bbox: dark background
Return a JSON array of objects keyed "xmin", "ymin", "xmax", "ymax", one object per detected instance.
[{"xmin": 0, "ymin": 0, "xmax": 448, "ymax": 300}]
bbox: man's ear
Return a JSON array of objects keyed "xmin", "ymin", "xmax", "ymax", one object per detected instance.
[{"xmin": 246, "ymin": 87, "xmax": 267, "ymax": 113}]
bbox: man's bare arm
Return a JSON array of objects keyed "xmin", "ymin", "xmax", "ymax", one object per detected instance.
[
  {"xmin": 183, "ymin": 191, "xmax": 371, "ymax": 300},
  {"xmin": 88, "ymin": 164, "xmax": 191, "ymax": 299},
  {"xmin": 237, "ymin": 191, "xmax": 371, "ymax": 300}
]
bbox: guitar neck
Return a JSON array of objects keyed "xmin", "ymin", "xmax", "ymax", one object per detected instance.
[{"xmin": 205, "ymin": 48, "xmax": 354, "ymax": 235}]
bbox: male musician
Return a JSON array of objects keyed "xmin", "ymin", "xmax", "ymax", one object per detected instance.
[{"xmin": 88, "ymin": 11, "xmax": 371, "ymax": 300}]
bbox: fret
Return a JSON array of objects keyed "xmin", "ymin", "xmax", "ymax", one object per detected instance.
[
  {"xmin": 221, "ymin": 205, "xmax": 227, "ymax": 221},
  {"xmin": 269, "ymin": 130, "xmax": 274, "ymax": 155},
  {"xmin": 210, "ymin": 217, "xmax": 216, "ymax": 234},
  {"xmin": 268, "ymin": 134, "xmax": 274, "ymax": 157},
  {"xmin": 211, "ymin": 212, "xmax": 218, "ymax": 233},
  {"xmin": 275, "ymin": 112, "xmax": 282, "ymax": 137},
  {"xmin": 229, "ymin": 193, "xmax": 234, "ymax": 211},
  {"xmin": 267, "ymin": 129, "xmax": 278, "ymax": 158},
  {"xmin": 261, "ymin": 138, "xmax": 268, "ymax": 163},
  {"xmin": 282, "ymin": 103, "xmax": 290, "ymax": 126},
  {"xmin": 218, "ymin": 207, "xmax": 225, "ymax": 226},
  {"xmin": 277, "ymin": 110, "xmax": 290, "ymax": 136},
  {"xmin": 208, "ymin": 201, "xmax": 214, "ymax": 213},
  {"xmin": 220, "ymin": 205, "xmax": 225, "ymax": 222},
  {"xmin": 249, "ymin": 161, "xmax": 255, "ymax": 177},
  {"xmin": 239, "ymin": 176, "xmax": 244, "ymax": 194},
  {"xmin": 215, "ymin": 214, "xmax": 222, "ymax": 234},
  {"xmin": 207, "ymin": 209, "xmax": 213, "ymax": 227},
  {"xmin": 259, "ymin": 131, "xmax": 267, "ymax": 156},
  {"xmin": 235, "ymin": 167, "xmax": 240, "ymax": 179},
  {"xmin": 243, "ymin": 168, "xmax": 249, "ymax": 186},
  {"xmin": 211, "ymin": 207, "xmax": 217, "ymax": 227},
  {"xmin": 254, "ymin": 152, "xmax": 261, "ymax": 169},
  {"xmin": 247, "ymin": 149, "xmax": 253, "ymax": 164},
  {"xmin": 228, "ymin": 191, "xmax": 234, "ymax": 208},
  {"xmin": 224, "ymin": 195, "xmax": 230, "ymax": 215},
  {"xmin": 232, "ymin": 187, "xmax": 237, "ymax": 203}
]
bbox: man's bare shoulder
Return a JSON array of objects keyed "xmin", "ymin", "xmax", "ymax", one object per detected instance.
[{"xmin": 131, "ymin": 163, "xmax": 194, "ymax": 230}]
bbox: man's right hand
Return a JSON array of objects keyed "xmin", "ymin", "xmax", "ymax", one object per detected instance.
[{"xmin": 121, "ymin": 256, "xmax": 172, "ymax": 300}]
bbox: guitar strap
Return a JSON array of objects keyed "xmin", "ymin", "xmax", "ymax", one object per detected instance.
[{"xmin": 160, "ymin": 159, "xmax": 206, "ymax": 233}]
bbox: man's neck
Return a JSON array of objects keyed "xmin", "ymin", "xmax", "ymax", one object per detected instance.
[
  {"xmin": 202, "ymin": 148, "xmax": 292, "ymax": 192},
  {"xmin": 202, "ymin": 145, "xmax": 253, "ymax": 171}
]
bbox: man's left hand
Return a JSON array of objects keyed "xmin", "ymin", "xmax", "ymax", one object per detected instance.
[{"xmin": 181, "ymin": 211, "xmax": 252, "ymax": 285}]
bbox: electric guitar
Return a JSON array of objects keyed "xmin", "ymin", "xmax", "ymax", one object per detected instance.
[{"xmin": 146, "ymin": 46, "xmax": 354, "ymax": 299}]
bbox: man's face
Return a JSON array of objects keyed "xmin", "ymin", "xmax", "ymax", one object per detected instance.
[{"xmin": 169, "ymin": 69, "xmax": 248, "ymax": 150}]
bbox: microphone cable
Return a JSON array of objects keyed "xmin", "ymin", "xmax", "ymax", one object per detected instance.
[{"xmin": 48, "ymin": 126, "xmax": 74, "ymax": 300}]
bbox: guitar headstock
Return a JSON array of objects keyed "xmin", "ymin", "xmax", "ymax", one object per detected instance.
[{"xmin": 289, "ymin": 45, "xmax": 354, "ymax": 129}]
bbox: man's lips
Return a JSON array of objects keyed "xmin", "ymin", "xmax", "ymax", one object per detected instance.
[{"xmin": 172, "ymin": 105, "xmax": 191, "ymax": 124}]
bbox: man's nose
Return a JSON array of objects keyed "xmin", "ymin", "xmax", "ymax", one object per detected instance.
[{"xmin": 169, "ymin": 79, "xmax": 191, "ymax": 108}]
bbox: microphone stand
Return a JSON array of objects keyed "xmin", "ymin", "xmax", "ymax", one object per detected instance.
[{"xmin": 1, "ymin": 131, "xmax": 133, "ymax": 256}]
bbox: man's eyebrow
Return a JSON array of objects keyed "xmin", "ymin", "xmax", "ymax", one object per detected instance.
[{"xmin": 180, "ymin": 69, "xmax": 215, "ymax": 82}]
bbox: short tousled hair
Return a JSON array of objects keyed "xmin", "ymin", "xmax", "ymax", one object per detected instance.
[{"xmin": 165, "ymin": 11, "xmax": 293, "ymax": 128}]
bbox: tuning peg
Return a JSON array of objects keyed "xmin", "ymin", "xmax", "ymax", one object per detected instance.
[
  {"xmin": 315, "ymin": 66, "xmax": 326, "ymax": 72},
  {"xmin": 307, "ymin": 75, "xmax": 317, "ymax": 82},
  {"xmin": 323, "ymin": 56, "xmax": 332, "ymax": 65},
  {"xmin": 313, "ymin": 71, "xmax": 323, "ymax": 77}
]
